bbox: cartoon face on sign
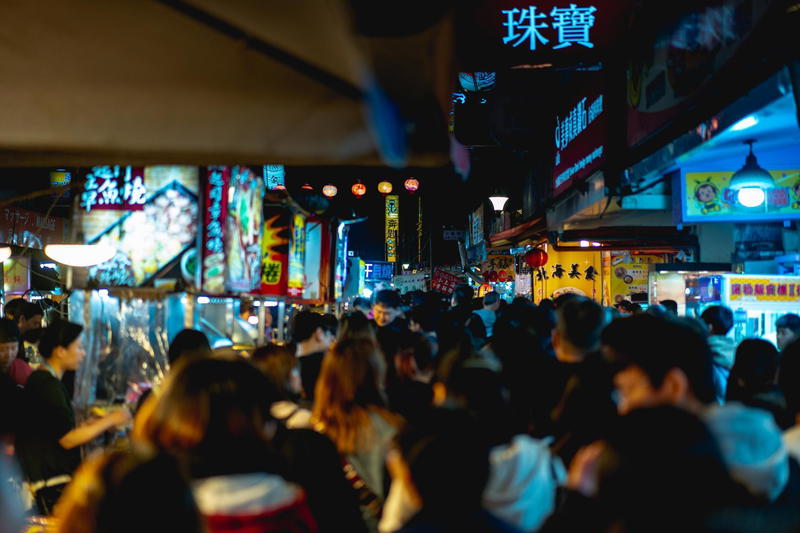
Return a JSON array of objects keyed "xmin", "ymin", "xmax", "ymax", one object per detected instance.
[{"xmin": 694, "ymin": 178, "xmax": 721, "ymax": 214}]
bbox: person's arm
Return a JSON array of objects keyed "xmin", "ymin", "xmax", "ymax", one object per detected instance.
[{"xmin": 58, "ymin": 409, "xmax": 131, "ymax": 450}]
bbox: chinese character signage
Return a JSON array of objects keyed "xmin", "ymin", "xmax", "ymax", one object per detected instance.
[
  {"xmin": 225, "ymin": 167, "xmax": 265, "ymax": 293},
  {"xmin": 259, "ymin": 207, "xmax": 291, "ymax": 297},
  {"xmin": 81, "ymin": 166, "xmax": 147, "ymax": 212},
  {"xmin": 86, "ymin": 167, "xmax": 200, "ymax": 288},
  {"xmin": 365, "ymin": 262, "xmax": 394, "ymax": 281},
  {"xmin": 0, "ymin": 207, "xmax": 67, "ymax": 249},
  {"xmin": 532, "ymin": 248, "xmax": 601, "ymax": 303},
  {"xmin": 288, "ymin": 214, "xmax": 306, "ymax": 298},
  {"xmin": 502, "ymin": 4, "xmax": 597, "ymax": 51},
  {"xmin": 553, "ymin": 74, "xmax": 606, "ymax": 197},
  {"xmin": 430, "ymin": 268, "xmax": 464, "ymax": 295},
  {"xmin": 202, "ymin": 166, "xmax": 229, "ymax": 293},
  {"xmin": 385, "ymin": 195, "xmax": 399, "ymax": 263},
  {"xmin": 482, "ymin": 255, "xmax": 515, "ymax": 283},
  {"xmin": 679, "ymin": 170, "xmax": 800, "ymax": 223},
  {"xmin": 469, "ymin": 204, "xmax": 485, "ymax": 247},
  {"xmin": 728, "ymin": 276, "xmax": 800, "ymax": 303}
]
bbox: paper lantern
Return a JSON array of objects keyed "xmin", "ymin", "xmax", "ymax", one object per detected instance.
[
  {"xmin": 524, "ymin": 249, "xmax": 548, "ymax": 268},
  {"xmin": 300, "ymin": 183, "xmax": 313, "ymax": 191},
  {"xmin": 352, "ymin": 183, "xmax": 367, "ymax": 198},
  {"xmin": 378, "ymin": 181, "xmax": 393, "ymax": 194},
  {"xmin": 322, "ymin": 184, "xmax": 338, "ymax": 198},
  {"xmin": 404, "ymin": 178, "xmax": 420, "ymax": 193}
]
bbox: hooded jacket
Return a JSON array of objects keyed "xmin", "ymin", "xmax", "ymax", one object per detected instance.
[{"xmin": 708, "ymin": 335, "xmax": 737, "ymax": 402}]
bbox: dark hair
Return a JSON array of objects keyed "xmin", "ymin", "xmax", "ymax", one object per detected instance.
[
  {"xmin": 512, "ymin": 296, "xmax": 532, "ymax": 307},
  {"xmin": 482, "ymin": 292, "xmax": 500, "ymax": 307},
  {"xmin": 321, "ymin": 313, "xmax": 338, "ymax": 335},
  {"xmin": 19, "ymin": 301, "xmax": 44, "ymax": 321},
  {"xmin": 250, "ymin": 343, "xmax": 297, "ymax": 397},
  {"xmin": 602, "ymin": 315, "xmax": 716, "ymax": 404},
  {"xmin": 554, "ymin": 293, "xmax": 580, "ymax": 309},
  {"xmin": 408, "ymin": 306, "xmax": 438, "ymax": 333},
  {"xmin": 54, "ymin": 450, "xmax": 203, "ymax": 533},
  {"xmin": 556, "ymin": 297, "xmax": 604, "ymax": 352},
  {"xmin": 290, "ymin": 311, "xmax": 324, "ymax": 343},
  {"xmin": 396, "ymin": 331, "xmax": 435, "ymax": 379},
  {"xmin": 167, "ymin": 329, "xmax": 211, "ymax": 365},
  {"xmin": 39, "ymin": 320, "xmax": 83, "ymax": 360},
  {"xmin": 0, "ymin": 318, "xmax": 20, "ymax": 344},
  {"xmin": 660, "ymin": 300, "xmax": 679, "ymax": 315},
  {"xmin": 726, "ymin": 339, "xmax": 779, "ymax": 402},
  {"xmin": 451, "ymin": 284, "xmax": 474, "ymax": 307},
  {"xmin": 352, "ymin": 297, "xmax": 371, "ymax": 310},
  {"xmin": 777, "ymin": 313, "xmax": 800, "ymax": 334},
  {"xmin": 397, "ymin": 410, "xmax": 489, "ymax": 514},
  {"xmin": 336, "ymin": 311, "xmax": 377, "ymax": 342},
  {"xmin": 700, "ymin": 305, "xmax": 734, "ymax": 336},
  {"xmin": 779, "ymin": 338, "xmax": 800, "ymax": 417},
  {"xmin": 374, "ymin": 289, "xmax": 402, "ymax": 310},
  {"xmin": 3, "ymin": 298, "xmax": 26, "ymax": 320}
]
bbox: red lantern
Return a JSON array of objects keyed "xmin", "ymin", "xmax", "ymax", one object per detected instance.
[
  {"xmin": 404, "ymin": 178, "xmax": 420, "ymax": 193},
  {"xmin": 351, "ymin": 183, "xmax": 367, "ymax": 198},
  {"xmin": 524, "ymin": 249, "xmax": 548, "ymax": 268}
]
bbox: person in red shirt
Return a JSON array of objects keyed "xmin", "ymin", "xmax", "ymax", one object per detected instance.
[{"xmin": 0, "ymin": 318, "xmax": 32, "ymax": 386}]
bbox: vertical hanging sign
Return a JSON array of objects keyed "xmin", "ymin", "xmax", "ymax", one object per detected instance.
[
  {"xmin": 259, "ymin": 206, "xmax": 291, "ymax": 297},
  {"xmin": 385, "ymin": 195, "xmax": 399, "ymax": 263},
  {"xmin": 288, "ymin": 214, "xmax": 307, "ymax": 298},
  {"xmin": 202, "ymin": 166, "xmax": 230, "ymax": 294}
]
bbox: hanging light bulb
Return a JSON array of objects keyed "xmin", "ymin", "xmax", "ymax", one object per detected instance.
[
  {"xmin": 0, "ymin": 247, "xmax": 11, "ymax": 263},
  {"xmin": 728, "ymin": 140, "xmax": 774, "ymax": 208},
  {"xmin": 322, "ymin": 184, "xmax": 338, "ymax": 198},
  {"xmin": 45, "ymin": 243, "xmax": 117, "ymax": 267}
]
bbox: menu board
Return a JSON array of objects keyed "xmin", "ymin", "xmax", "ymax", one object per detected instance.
[{"xmin": 87, "ymin": 166, "xmax": 200, "ymax": 287}]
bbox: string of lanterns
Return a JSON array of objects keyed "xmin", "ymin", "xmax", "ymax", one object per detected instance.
[{"xmin": 314, "ymin": 178, "xmax": 422, "ymax": 199}]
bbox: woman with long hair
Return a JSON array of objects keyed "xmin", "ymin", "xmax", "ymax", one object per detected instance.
[
  {"xmin": 137, "ymin": 356, "xmax": 317, "ymax": 533},
  {"xmin": 251, "ymin": 343, "xmax": 311, "ymax": 429},
  {"xmin": 336, "ymin": 312, "xmax": 378, "ymax": 343},
  {"xmin": 312, "ymin": 338, "xmax": 401, "ymax": 529}
]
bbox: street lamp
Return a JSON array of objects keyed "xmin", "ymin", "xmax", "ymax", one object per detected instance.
[
  {"xmin": 488, "ymin": 194, "xmax": 509, "ymax": 212},
  {"xmin": 728, "ymin": 140, "xmax": 774, "ymax": 208}
]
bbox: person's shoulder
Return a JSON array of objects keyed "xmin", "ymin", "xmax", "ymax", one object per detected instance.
[{"xmin": 25, "ymin": 369, "xmax": 56, "ymax": 387}]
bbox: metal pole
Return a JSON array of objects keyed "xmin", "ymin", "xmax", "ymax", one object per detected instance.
[
  {"xmin": 257, "ymin": 300, "xmax": 266, "ymax": 346},
  {"xmin": 277, "ymin": 300, "xmax": 286, "ymax": 342}
]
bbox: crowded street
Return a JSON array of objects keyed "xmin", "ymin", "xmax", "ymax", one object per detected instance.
[{"xmin": 2, "ymin": 1, "xmax": 800, "ymax": 532}]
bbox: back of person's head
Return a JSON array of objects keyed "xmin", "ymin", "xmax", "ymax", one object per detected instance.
[
  {"xmin": 727, "ymin": 339, "xmax": 779, "ymax": 400},
  {"xmin": 3, "ymin": 298, "xmax": 25, "ymax": 321},
  {"xmin": 290, "ymin": 310, "xmax": 324, "ymax": 343},
  {"xmin": 660, "ymin": 299, "xmax": 679, "ymax": 316},
  {"xmin": 167, "ymin": 329, "xmax": 211, "ymax": 366},
  {"xmin": 250, "ymin": 343, "xmax": 297, "ymax": 397},
  {"xmin": 398, "ymin": 410, "xmax": 489, "ymax": 515},
  {"xmin": 701, "ymin": 305, "xmax": 734, "ymax": 336},
  {"xmin": 312, "ymin": 338, "xmax": 389, "ymax": 453},
  {"xmin": 395, "ymin": 331, "xmax": 435, "ymax": 381},
  {"xmin": 553, "ymin": 293, "xmax": 580, "ymax": 309},
  {"xmin": 511, "ymin": 296, "xmax": 532, "ymax": 306},
  {"xmin": 602, "ymin": 314, "xmax": 716, "ymax": 405},
  {"xmin": 538, "ymin": 298, "xmax": 554, "ymax": 312},
  {"xmin": 140, "ymin": 357, "xmax": 281, "ymax": 465},
  {"xmin": 322, "ymin": 313, "xmax": 338, "ymax": 336},
  {"xmin": 38, "ymin": 319, "xmax": 83, "ymax": 360},
  {"xmin": 374, "ymin": 289, "xmax": 402, "ymax": 310},
  {"xmin": 0, "ymin": 318, "xmax": 19, "ymax": 345},
  {"xmin": 556, "ymin": 296, "xmax": 605, "ymax": 354},
  {"xmin": 352, "ymin": 297, "xmax": 371, "ymax": 312},
  {"xmin": 408, "ymin": 305, "xmax": 439, "ymax": 333},
  {"xmin": 596, "ymin": 406, "xmax": 735, "ymax": 531},
  {"xmin": 336, "ymin": 311, "xmax": 377, "ymax": 342},
  {"xmin": 614, "ymin": 300, "xmax": 634, "ymax": 314},
  {"xmin": 777, "ymin": 313, "xmax": 800, "ymax": 334},
  {"xmin": 53, "ymin": 450, "xmax": 203, "ymax": 533},
  {"xmin": 482, "ymin": 291, "xmax": 500, "ymax": 307},
  {"xmin": 451, "ymin": 284, "xmax": 474, "ymax": 307},
  {"xmin": 779, "ymin": 338, "xmax": 800, "ymax": 418}
]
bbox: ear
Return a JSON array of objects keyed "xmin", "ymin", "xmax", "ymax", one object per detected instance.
[
  {"xmin": 660, "ymin": 368, "xmax": 690, "ymax": 405},
  {"xmin": 551, "ymin": 328, "xmax": 561, "ymax": 351}
]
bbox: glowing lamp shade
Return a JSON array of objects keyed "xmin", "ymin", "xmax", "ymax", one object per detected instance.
[
  {"xmin": 730, "ymin": 115, "xmax": 758, "ymax": 132},
  {"xmin": 737, "ymin": 187, "xmax": 766, "ymax": 208},
  {"xmin": 378, "ymin": 181, "xmax": 393, "ymax": 194},
  {"xmin": 489, "ymin": 195, "xmax": 509, "ymax": 212},
  {"xmin": 0, "ymin": 247, "xmax": 11, "ymax": 263},
  {"xmin": 322, "ymin": 184, "xmax": 338, "ymax": 198},
  {"xmin": 300, "ymin": 183, "xmax": 314, "ymax": 191},
  {"xmin": 729, "ymin": 141, "xmax": 774, "ymax": 192},
  {"xmin": 45, "ymin": 244, "xmax": 116, "ymax": 267},
  {"xmin": 404, "ymin": 178, "xmax": 420, "ymax": 193},
  {"xmin": 352, "ymin": 183, "xmax": 367, "ymax": 198}
]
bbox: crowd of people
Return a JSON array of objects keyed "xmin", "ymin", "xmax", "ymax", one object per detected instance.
[{"xmin": 3, "ymin": 288, "xmax": 800, "ymax": 532}]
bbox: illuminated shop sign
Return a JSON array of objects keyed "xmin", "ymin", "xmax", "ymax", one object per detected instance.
[
  {"xmin": 385, "ymin": 195, "xmax": 399, "ymax": 263},
  {"xmin": 680, "ymin": 170, "xmax": 800, "ymax": 223},
  {"xmin": 81, "ymin": 166, "xmax": 147, "ymax": 212},
  {"xmin": 502, "ymin": 4, "xmax": 597, "ymax": 51},
  {"xmin": 728, "ymin": 277, "xmax": 800, "ymax": 303}
]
